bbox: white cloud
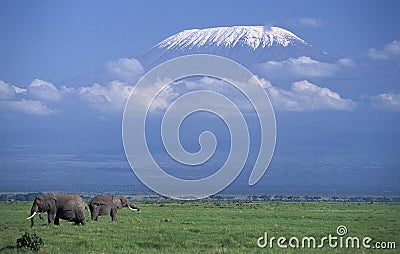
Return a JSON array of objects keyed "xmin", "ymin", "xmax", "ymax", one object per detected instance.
[
  {"xmin": 371, "ymin": 92, "xmax": 400, "ymax": 111},
  {"xmin": 184, "ymin": 77, "xmax": 226, "ymax": 91},
  {"xmin": 0, "ymin": 99, "xmax": 54, "ymax": 115},
  {"xmin": 0, "ymin": 80, "xmax": 27, "ymax": 100},
  {"xmin": 259, "ymin": 56, "xmax": 339, "ymax": 77},
  {"xmin": 79, "ymin": 81, "xmax": 133, "ymax": 113},
  {"xmin": 1, "ymin": 78, "xmax": 137, "ymax": 116},
  {"xmin": 0, "ymin": 80, "xmax": 17, "ymax": 100},
  {"xmin": 255, "ymin": 78, "xmax": 355, "ymax": 111},
  {"xmin": 59, "ymin": 85, "xmax": 75, "ymax": 94},
  {"xmin": 0, "ymin": 75, "xmax": 356, "ymax": 116},
  {"xmin": 367, "ymin": 41, "xmax": 400, "ymax": 62},
  {"xmin": 140, "ymin": 76, "xmax": 355, "ymax": 113},
  {"xmin": 257, "ymin": 56, "xmax": 356, "ymax": 79},
  {"xmin": 13, "ymin": 85, "xmax": 27, "ymax": 94},
  {"xmin": 288, "ymin": 17, "xmax": 323, "ymax": 28},
  {"xmin": 337, "ymin": 58, "xmax": 355, "ymax": 67},
  {"xmin": 28, "ymin": 79, "xmax": 61, "ymax": 101},
  {"xmin": 0, "ymin": 80, "xmax": 53, "ymax": 116},
  {"xmin": 106, "ymin": 57, "xmax": 144, "ymax": 81},
  {"xmin": 367, "ymin": 48, "xmax": 387, "ymax": 60},
  {"xmin": 131, "ymin": 77, "xmax": 250, "ymax": 113},
  {"xmin": 127, "ymin": 78, "xmax": 180, "ymax": 113},
  {"xmin": 149, "ymin": 86, "xmax": 180, "ymax": 112}
]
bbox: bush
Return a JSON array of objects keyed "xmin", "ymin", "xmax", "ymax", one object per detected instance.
[{"xmin": 16, "ymin": 232, "xmax": 43, "ymax": 252}]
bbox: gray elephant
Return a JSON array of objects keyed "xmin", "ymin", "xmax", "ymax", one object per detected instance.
[
  {"xmin": 89, "ymin": 195, "xmax": 139, "ymax": 222},
  {"xmin": 27, "ymin": 194, "xmax": 87, "ymax": 227}
]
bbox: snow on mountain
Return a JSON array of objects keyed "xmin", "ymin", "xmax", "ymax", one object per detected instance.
[
  {"xmin": 65, "ymin": 25, "xmax": 335, "ymax": 87},
  {"xmin": 157, "ymin": 26, "xmax": 306, "ymax": 50},
  {"xmin": 136, "ymin": 25, "xmax": 334, "ymax": 70}
]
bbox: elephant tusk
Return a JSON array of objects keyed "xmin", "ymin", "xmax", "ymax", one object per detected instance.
[
  {"xmin": 128, "ymin": 206, "xmax": 139, "ymax": 211},
  {"xmin": 26, "ymin": 211, "xmax": 37, "ymax": 219}
]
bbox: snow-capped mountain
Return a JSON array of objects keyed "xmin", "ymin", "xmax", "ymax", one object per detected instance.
[
  {"xmin": 136, "ymin": 26, "xmax": 333, "ymax": 70},
  {"xmin": 65, "ymin": 25, "xmax": 334, "ymax": 86},
  {"xmin": 158, "ymin": 26, "xmax": 306, "ymax": 50}
]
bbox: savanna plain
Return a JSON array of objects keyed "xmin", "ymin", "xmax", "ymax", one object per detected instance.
[{"xmin": 0, "ymin": 201, "xmax": 398, "ymax": 253}]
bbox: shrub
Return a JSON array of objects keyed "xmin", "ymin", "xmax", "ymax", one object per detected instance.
[{"xmin": 16, "ymin": 232, "xmax": 43, "ymax": 252}]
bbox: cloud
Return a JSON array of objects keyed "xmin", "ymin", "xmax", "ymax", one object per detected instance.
[
  {"xmin": 367, "ymin": 41, "xmax": 400, "ymax": 62},
  {"xmin": 371, "ymin": 92, "xmax": 400, "ymax": 111},
  {"xmin": 0, "ymin": 75, "xmax": 356, "ymax": 116},
  {"xmin": 0, "ymin": 80, "xmax": 57, "ymax": 116},
  {"xmin": 288, "ymin": 17, "xmax": 323, "ymax": 28},
  {"xmin": 0, "ymin": 80, "xmax": 27, "ymax": 100},
  {"xmin": 184, "ymin": 77, "xmax": 227, "ymax": 91},
  {"xmin": 79, "ymin": 81, "xmax": 133, "ymax": 113},
  {"xmin": 126, "ymin": 78, "xmax": 180, "ymax": 113},
  {"xmin": 131, "ymin": 76, "xmax": 239, "ymax": 113},
  {"xmin": 256, "ymin": 78, "xmax": 355, "ymax": 111},
  {"xmin": 131, "ymin": 77, "xmax": 253, "ymax": 113},
  {"xmin": 259, "ymin": 56, "xmax": 338, "ymax": 77},
  {"xmin": 28, "ymin": 79, "xmax": 62, "ymax": 101},
  {"xmin": 337, "ymin": 58, "xmax": 355, "ymax": 67},
  {"xmin": 257, "ymin": 56, "xmax": 356, "ymax": 79},
  {"xmin": 139, "ymin": 76, "xmax": 356, "ymax": 113},
  {"xmin": 0, "ymin": 99, "xmax": 54, "ymax": 115},
  {"xmin": 149, "ymin": 86, "xmax": 180, "ymax": 112},
  {"xmin": 106, "ymin": 57, "xmax": 144, "ymax": 81},
  {"xmin": 0, "ymin": 80, "xmax": 17, "ymax": 99},
  {"xmin": 1, "ymin": 78, "xmax": 137, "ymax": 116}
]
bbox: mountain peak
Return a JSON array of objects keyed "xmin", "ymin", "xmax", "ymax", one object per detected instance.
[
  {"xmin": 136, "ymin": 25, "xmax": 332, "ymax": 70},
  {"xmin": 156, "ymin": 26, "xmax": 306, "ymax": 51}
]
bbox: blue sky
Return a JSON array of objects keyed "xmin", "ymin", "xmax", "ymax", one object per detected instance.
[
  {"xmin": 0, "ymin": 0, "xmax": 399, "ymax": 194},
  {"xmin": 1, "ymin": 0, "xmax": 399, "ymax": 85}
]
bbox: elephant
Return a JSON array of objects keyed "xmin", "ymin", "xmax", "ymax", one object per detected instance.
[
  {"xmin": 27, "ymin": 194, "xmax": 87, "ymax": 227},
  {"xmin": 89, "ymin": 195, "xmax": 139, "ymax": 222}
]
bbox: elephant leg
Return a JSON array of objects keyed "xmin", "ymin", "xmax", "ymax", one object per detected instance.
[
  {"xmin": 91, "ymin": 206, "xmax": 99, "ymax": 221},
  {"xmin": 90, "ymin": 208, "xmax": 94, "ymax": 220},
  {"xmin": 94, "ymin": 211, "xmax": 99, "ymax": 221},
  {"xmin": 110, "ymin": 208, "xmax": 118, "ymax": 222},
  {"xmin": 54, "ymin": 216, "xmax": 60, "ymax": 225},
  {"xmin": 81, "ymin": 216, "xmax": 87, "ymax": 225},
  {"xmin": 48, "ymin": 212, "xmax": 56, "ymax": 225},
  {"xmin": 74, "ymin": 219, "xmax": 80, "ymax": 225},
  {"xmin": 76, "ymin": 210, "xmax": 86, "ymax": 225}
]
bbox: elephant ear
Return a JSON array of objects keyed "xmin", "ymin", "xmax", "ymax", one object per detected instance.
[
  {"xmin": 34, "ymin": 196, "xmax": 42, "ymax": 205},
  {"xmin": 43, "ymin": 196, "xmax": 56, "ymax": 212},
  {"xmin": 112, "ymin": 196, "xmax": 123, "ymax": 209},
  {"xmin": 119, "ymin": 197, "xmax": 128, "ymax": 207}
]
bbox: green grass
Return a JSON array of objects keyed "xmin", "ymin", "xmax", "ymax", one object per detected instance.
[{"xmin": 0, "ymin": 201, "xmax": 398, "ymax": 253}]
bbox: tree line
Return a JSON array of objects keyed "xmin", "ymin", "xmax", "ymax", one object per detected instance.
[{"xmin": 0, "ymin": 193, "xmax": 44, "ymax": 201}]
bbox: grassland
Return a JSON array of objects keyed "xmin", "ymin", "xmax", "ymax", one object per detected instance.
[{"xmin": 0, "ymin": 201, "xmax": 398, "ymax": 253}]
